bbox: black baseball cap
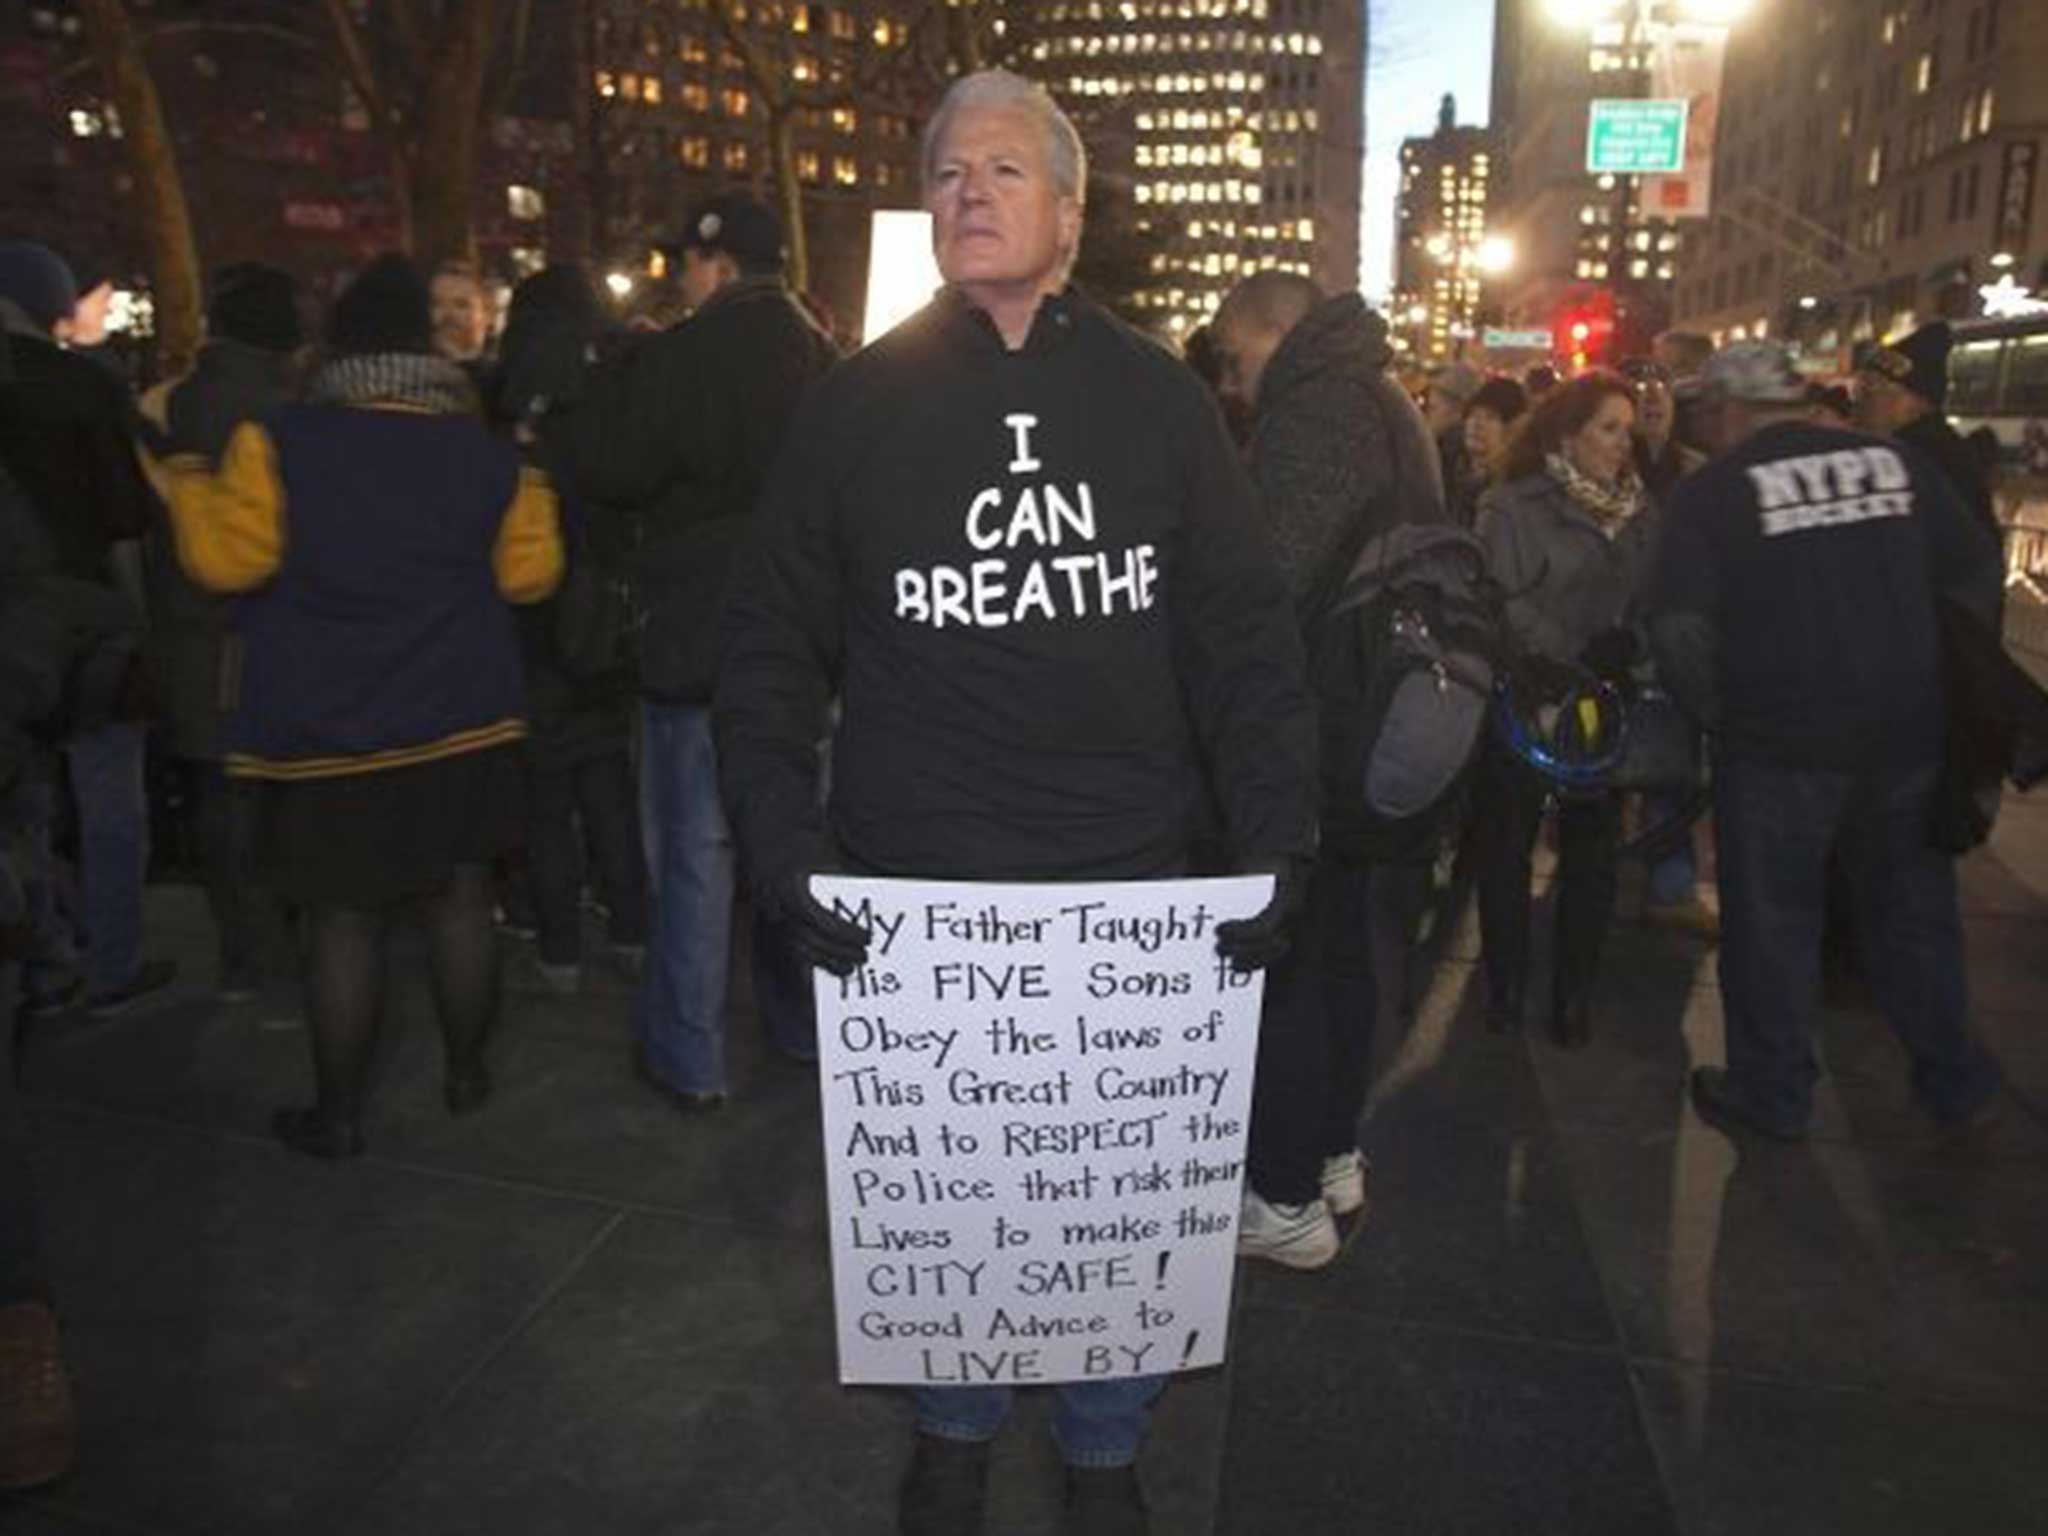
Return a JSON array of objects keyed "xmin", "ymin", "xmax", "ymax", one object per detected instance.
[{"xmin": 665, "ymin": 193, "xmax": 785, "ymax": 274}]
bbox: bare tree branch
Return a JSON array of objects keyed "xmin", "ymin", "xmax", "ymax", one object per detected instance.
[{"xmin": 316, "ymin": 0, "xmax": 396, "ymax": 137}]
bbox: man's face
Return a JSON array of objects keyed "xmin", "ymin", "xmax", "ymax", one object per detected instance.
[
  {"xmin": 1853, "ymin": 373, "xmax": 1916, "ymax": 435},
  {"xmin": 680, "ymin": 248, "xmax": 734, "ymax": 311},
  {"xmin": 1423, "ymin": 386, "xmax": 1466, "ymax": 435},
  {"xmin": 431, "ymin": 274, "xmax": 488, "ymax": 361},
  {"xmin": 1633, "ymin": 378, "xmax": 1674, "ymax": 443},
  {"xmin": 57, "ymin": 281, "xmax": 114, "ymax": 348},
  {"xmin": 926, "ymin": 105, "xmax": 1080, "ymax": 298},
  {"xmin": 1213, "ymin": 317, "xmax": 1284, "ymax": 410}
]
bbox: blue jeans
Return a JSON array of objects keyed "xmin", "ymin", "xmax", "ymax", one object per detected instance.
[
  {"xmin": 1647, "ymin": 792, "xmax": 1698, "ymax": 908},
  {"xmin": 912, "ymin": 1375, "xmax": 1167, "ymax": 1469},
  {"xmin": 62, "ymin": 720, "xmax": 147, "ymax": 995},
  {"xmin": 1714, "ymin": 754, "xmax": 2000, "ymax": 1133},
  {"xmin": 636, "ymin": 703, "xmax": 813, "ymax": 1093}
]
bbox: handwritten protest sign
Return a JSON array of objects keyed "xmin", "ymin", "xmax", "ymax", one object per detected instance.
[{"xmin": 810, "ymin": 874, "xmax": 1271, "ymax": 1387}]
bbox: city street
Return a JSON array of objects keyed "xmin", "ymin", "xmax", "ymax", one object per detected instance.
[{"xmin": 4, "ymin": 802, "xmax": 2046, "ymax": 1536}]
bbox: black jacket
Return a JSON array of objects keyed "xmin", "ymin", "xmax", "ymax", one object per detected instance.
[
  {"xmin": 556, "ymin": 277, "xmax": 838, "ymax": 702},
  {"xmin": 1245, "ymin": 294, "xmax": 1444, "ymax": 606},
  {"xmin": 1899, "ymin": 410, "xmax": 1997, "ymax": 544},
  {"xmin": 0, "ymin": 324, "xmax": 154, "ymax": 587},
  {"xmin": 714, "ymin": 287, "xmax": 1318, "ymax": 890},
  {"xmin": 1646, "ymin": 420, "xmax": 2000, "ymax": 769}
]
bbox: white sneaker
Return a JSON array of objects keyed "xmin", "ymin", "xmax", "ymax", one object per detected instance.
[
  {"xmin": 1237, "ymin": 1190, "xmax": 1340, "ymax": 1270},
  {"xmin": 1320, "ymin": 1151, "xmax": 1371, "ymax": 1218}
]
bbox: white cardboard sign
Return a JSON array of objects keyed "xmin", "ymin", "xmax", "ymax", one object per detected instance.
[{"xmin": 811, "ymin": 875, "xmax": 1271, "ymax": 1387}]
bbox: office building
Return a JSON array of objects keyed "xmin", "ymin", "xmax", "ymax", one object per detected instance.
[
  {"xmin": 1670, "ymin": 0, "xmax": 2048, "ymax": 359},
  {"xmin": 1028, "ymin": 0, "xmax": 1367, "ymax": 337},
  {"xmin": 1394, "ymin": 94, "xmax": 1494, "ymax": 362}
]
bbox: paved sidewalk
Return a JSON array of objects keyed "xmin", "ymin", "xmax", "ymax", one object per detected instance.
[{"xmin": 5, "ymin": 801, "xmax": 2047, "ymax": 1536}]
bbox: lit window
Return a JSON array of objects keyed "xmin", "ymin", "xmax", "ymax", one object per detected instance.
[
  {"xmin": 506, "ymin": 184, "xmax": 545, "ymax": 221},
  {"xmin": 680, "ymin": 136, "xmax": 710, "ymax": 169}
]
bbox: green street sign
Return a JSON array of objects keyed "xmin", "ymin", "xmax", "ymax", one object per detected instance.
[{"xmin": 1586, "ymin": 99, "xmax": 1688, "ymax": 175}]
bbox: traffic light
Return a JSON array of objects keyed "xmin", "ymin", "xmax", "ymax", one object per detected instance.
[{"xmin": 1553, "ymin": 287, "xmax": 1617, "ymax": 372}]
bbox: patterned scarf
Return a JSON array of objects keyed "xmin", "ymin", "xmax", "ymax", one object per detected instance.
[
  {"xmin": 306, "ymin": 352, "xmax": 478, "ymax": 417},
  {"xmin": 1545, "ymin": 450, "xmax": 1645, "ymax": 538}
]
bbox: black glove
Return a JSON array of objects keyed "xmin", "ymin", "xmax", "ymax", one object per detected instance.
[
  {"xmin": 1213, "ymin": 857, "xmax": 1309, "ymax": 973},
  {"xmin": 1579, "ymin": 626, "xmax": 1641, "ymax": 686},
  {"xmin": 769, "ymin": 861, "xmax": 872, "ymax": 978}
]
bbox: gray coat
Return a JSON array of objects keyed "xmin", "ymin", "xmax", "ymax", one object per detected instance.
[
  {"xmin": 1247, "ymin": 294, "xmax": 1445, "ymax": 606},
  {"xmin": 1475, "ymin": 470, "xmax": 1652, "ymax": 666}
]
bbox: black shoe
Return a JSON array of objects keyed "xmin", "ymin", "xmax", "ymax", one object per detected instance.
[
  {"xmin": 1549, "ymin": 993, "xmax": 1592, "ymax": 1049},
  {"xmin": 1688, "ymin": 1067, "xmax": 1807, "ymax": 1142},
  {"xmin": 636, "ymin": 1059, "xmax": 726, "ymax": 1114},
  {"xmin": 444, "ymin": 1061, "xmax": 493, "ymax": 1117},
  {"xmin": 218, "ymin": 960, "xmax": 260, "ymax": 1005},
  {"xmin": 271, "ymin": 1107, "xmax": 365, "ymax": 1160},
  {"xmin": 1064, "ymin": 1465, "xmax": 1149, "ymax": 1536},
  {"xmin": 20, "ymin": 976, "xmax": 83, "ymax": 1020},
  {"xmin": 899, "ymin": 1433, "xmax": 990, "ymax": 1536},
  {"xmin": 83, "ymin": 960, "xmax": 178, "ymax": 1020}
]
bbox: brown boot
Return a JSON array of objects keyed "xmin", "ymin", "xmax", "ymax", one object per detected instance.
[{"xmin": 0, "ymin": 1300, "xmax": 77, "ymax": 1490}]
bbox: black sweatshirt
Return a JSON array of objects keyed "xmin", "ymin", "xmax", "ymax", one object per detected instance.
[
  {"xmin": 1646, "ymin": 420, "xmax": 2001, "ymax": 769},
  {"xmin": 714, "ymin": 288, "xmax": 1318, "ymax": 888}
]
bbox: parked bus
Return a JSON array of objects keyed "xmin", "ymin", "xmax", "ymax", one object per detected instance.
[{"xmin": 1947, "ymin": 314, "xmax": 2048, "ymax": 682}]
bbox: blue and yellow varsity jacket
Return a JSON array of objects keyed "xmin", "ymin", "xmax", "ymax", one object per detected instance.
[{"xmin": 161, "ymin": 404, "xmax": 562, "ymax": 781}]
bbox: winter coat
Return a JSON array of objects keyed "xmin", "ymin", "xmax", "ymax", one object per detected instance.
[
  {"xmin": 137, "ymin": 340, "xmax": 297, "ymax": 761},
  {"xmin": 1245, "ymin": 293, "xmax": 1446, "ymax": 606},
  {"xmin": 157, "ymin": 376, "xmax": 562, "ymax": 781},
  {"xmin": 489, "ymin": 284, "xmax": 635, "ymax": 770},
  {"xmin": 1646, "ymin": 420, "xmax": 1999, "ymax": 770},
  {"xmin": 0, "ymin": 456, "xmax": 62, "ymax": 788},
  {"xmin": 0, "ymin": 308, "xmax": 154, "ymax": 587},
  {"xmin": 1476, "ymin": 469, "xmax": 1654, "ymax": 668},
  {"xmin": 715, "ymin": 285, "xmax": 1318, "ymax": 891},
  {"xmin": 556, "ymin": 276, "xmax": 839, "ymax": 703},
  {"xmin": 1899, "ymin": 411, "xmax": 1998, "ymax": 544}
]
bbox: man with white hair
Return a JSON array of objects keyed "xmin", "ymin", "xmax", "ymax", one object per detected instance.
[{"xmin": 716, "ymin": 69, "xmax": 1316, "ymax": 1535}]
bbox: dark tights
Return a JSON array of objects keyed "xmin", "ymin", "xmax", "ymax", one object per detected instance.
[{"xmin": 299, "ymin": 863, "xmax": 497, "ymax": 1130}]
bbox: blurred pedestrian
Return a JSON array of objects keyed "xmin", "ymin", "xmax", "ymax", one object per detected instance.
[
  {"xmin": 1805, "ymin": 382, "xmax": 1854, "ymax": 429},
  {"xmin": 136, "ymin": 263, "xmax": 305, "ymax": 1001},
  {"xmin": 0, "ymin": 333, "xmax": 74, "ymax": 1487},
  {"xmin": 155, "ymin": 254, "xmax": 562, "ymax": 1159},
  {"xmin": 489, "ymin": 265, "xmax": 649, "ymax": 994},
  {"xmin": 555, "ymin": 193, "xmax": 837, "ymax": 1106},
  {"xmin": 1424, "ymin": 359, "xmax": 1482, "ymax": 507},
  {"xmin": 1212, "ymin": 267, "xmax": 1444, "ymax": 1270},
  {"xmin": 0, "ymin": 240, "xmax": 167, "ymax": 1019},
  {"xmin": 1647, "ymin": 342, "xmax": 2004, "ymax": 1140},
  {"xmin": 430, "ymin": 258, "xmax": 493, "ymax": 365},
  {"xmin": 1452, "ymin": 374, "xmax": 1527, "ymax": 526},
  {"xmin": 1473, "ymin": 371, "xmax": 1650, "ymax": 1045},
  {"xmin": 716, "ymin": 69, "xmax": 1312, "ymax": 1534}
]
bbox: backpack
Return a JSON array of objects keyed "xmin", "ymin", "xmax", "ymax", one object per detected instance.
[
  {"xmin": 1309, "ymin": 524, "xmax": 1501, "ymax": 859},
  {"xmin": 552, "ymin": 507, "xmax": 645, "ymax": 692}
]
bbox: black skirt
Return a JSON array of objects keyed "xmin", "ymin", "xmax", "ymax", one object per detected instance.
[{"xmin": 254, "ymin": 744, "xmax": 527, "ymax": 909}]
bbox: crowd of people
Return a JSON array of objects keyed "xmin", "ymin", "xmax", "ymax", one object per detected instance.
[{"xmin": 0, "ymin": 67, "xmax": 2025, "ymax": 1536}]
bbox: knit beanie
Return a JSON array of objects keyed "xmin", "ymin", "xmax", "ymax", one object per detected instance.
[
  {"xmin": 0, "ymin": 242, "xmax": 80, "ymax": 332},
  {"xmin": 326, "ymin": 253, "xmax": 432, "ymax": 356},
  {"xmin": 208, "ymin": 263, "xmax": 304, "ymax": 354}
]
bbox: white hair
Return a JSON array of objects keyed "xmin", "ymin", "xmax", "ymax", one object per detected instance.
[{"xmin": 920, "ymin": 69, "xmax": 1088, "ymax": 205}]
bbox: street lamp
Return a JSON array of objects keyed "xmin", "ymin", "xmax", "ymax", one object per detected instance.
[{"xmin": 1477, "ymin": 236, "xmax": 1516, "ymax": 275}]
